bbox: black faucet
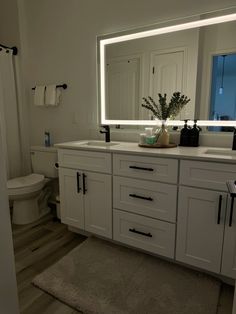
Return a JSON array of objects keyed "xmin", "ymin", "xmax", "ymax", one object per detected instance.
[
  {"xmin": 100, "ymin": 125, "xmax": 110, "ymax": 142},
  {"xmin": 232, "ymin": 128, "xmax": 236, "ymax": 150}
]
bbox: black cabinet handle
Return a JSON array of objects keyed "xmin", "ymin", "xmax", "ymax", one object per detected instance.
[
  {"xmin": 82, "ymin": 173, "xmax": 87, "ymax": 195},
  {"xmin": 129, "ymin": 193, "xmax": 153, "ymax": 201},
  {"xmin": 76, "ymin": 172, "xmax": 81, "ymax": 193},
  {"xmin": 217, "ymin": 195, "xmax": 222, "ymax": 224},
  {"xmin": 129, "ymin": 165, "xmax": 154, "ymax": 172},
  {"xmin": 229, "ymin": 196, "xmax": 235, "ymax": 227},
  {"xmin": 129, "ymin": 228, "xmax": 152, "ymax": 238}
]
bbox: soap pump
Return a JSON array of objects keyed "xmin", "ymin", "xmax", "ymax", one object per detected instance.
[
  {"xmin": 179, "ymin": 120, "xmax": 190, "ymax": 146},
  {"xmin": 189, "ymin": 120, "xmax": 201, "ymax": 147}
]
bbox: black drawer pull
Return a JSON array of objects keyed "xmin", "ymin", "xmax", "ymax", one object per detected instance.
[
  {"xmin": 129, "ymin": 165, "xmax": 154, "ymax": 172},
  {"xmin": 129, "ymin": 193, "xmax": 153, "ymax": 201},
  {"xmin": 76, "ymin": 172, "xmax": 81, "ymax": 193},
  {"xmin": 229, "ymin": 196, "xmax": 235, "ymax": 227},
  {"xmin": 82, "ymin": 173, "xmax": 87, "ymax": 195},
  {"xmin": 217, "ymin": 195, "xmax": 222, "ymax": 224},
  {"xmin": 129, "ymin": 228, "xmax": 152, "ymax": 238}
]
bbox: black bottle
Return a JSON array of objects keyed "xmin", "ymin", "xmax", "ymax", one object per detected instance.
[
  {"xmin": 179, "ymin": 120, "xmax": 191, "ymax": 146},
  {"xmin": 189, "ymin": 120, "xmax": 201, "ymax": 147}
]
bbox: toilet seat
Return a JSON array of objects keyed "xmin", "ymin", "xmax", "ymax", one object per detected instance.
[{"xmin": 7, "ymin": 173, "xmax": 45, "ymax": 196}]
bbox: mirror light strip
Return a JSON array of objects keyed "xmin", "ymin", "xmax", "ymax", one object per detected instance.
[
  {"xmin": 100, "ymin": 12, "xmax": 236, "ymax": 126},
  {"xmin": 102, "ymin": 120, "xmax": 236, "ymax": 127}
]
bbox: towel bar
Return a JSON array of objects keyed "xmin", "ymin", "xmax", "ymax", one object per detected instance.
[{"xmin": 32, "ymin": 84, "xmax": 67, "ymax": 90}]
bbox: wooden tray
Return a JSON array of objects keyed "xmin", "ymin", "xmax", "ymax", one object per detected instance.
[{"xmin": 138, "ymin": 143, "xmax": 177, "ymax": 148}]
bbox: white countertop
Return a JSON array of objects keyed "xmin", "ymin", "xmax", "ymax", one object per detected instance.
[{"xmin": 54, "ymin": 140, "xmax": 236, "ymax": 164}]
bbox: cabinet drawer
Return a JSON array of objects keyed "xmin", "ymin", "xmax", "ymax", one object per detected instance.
[
  {"xmin": 180, "ymin": 160, "xmax": 236, "ymax": 191},
  {"xmin": 58, "ymin": 149, "xmax": 111, "ymax": 173},
  {"xmin": 113, "ymin": 209, "xmax": 175, "ymax": 258},
  {"xmin": 113, "ymin": 176, "xmax": 177, "ymax": 222},
  {"xmin": 113, "ymin": 154, "xmax": 178, "ymax": 183}
]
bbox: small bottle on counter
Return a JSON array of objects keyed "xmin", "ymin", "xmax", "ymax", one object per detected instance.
[
  {"xmin": 139, "ymin": 133, "xmax": 146, "ymax": 145},
  {"xmin": 179, "ymin": 120, "xmax": 191, "ymax": 146},
  {"xmin": 189, "ymin": 120, "xmax": 201, "ymax": 147}
]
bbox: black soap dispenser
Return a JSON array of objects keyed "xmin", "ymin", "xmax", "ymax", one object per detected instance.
[
  {"xmin": 179, "ymin": 120, "xmax": 190, "ymax": 146},
  {"xmin": 189, "ymin": 120, "xmax": 201, "ymax": 147}
]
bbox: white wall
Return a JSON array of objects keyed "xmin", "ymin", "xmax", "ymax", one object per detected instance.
[
  {"xmin": 19, "ymin": 0, "xmax": 236, "ymax": 146},
  {"xmin": 0, "ymin": 0, "xmax": 20, "ymax": 47}
]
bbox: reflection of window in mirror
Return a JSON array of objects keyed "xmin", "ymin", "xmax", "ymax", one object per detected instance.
[{"xmin": 209, "ymin": 53, "xmax": 236, "ymax": 132}]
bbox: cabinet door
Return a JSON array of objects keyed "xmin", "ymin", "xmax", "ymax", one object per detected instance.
[
  {"xmin": 59, "ymin": 168, "xmax": 84, "ymax": 229},
  {"xmin": 221, "ymin": 196, "xmax": 236, "ymax": 278},
  {"xmin": 84, "ymin": 172, "xmax": 112, "ymax": 239},
  {"xmin": 176, "ymin": 186, "xmax": 226, "ymax": 273}
]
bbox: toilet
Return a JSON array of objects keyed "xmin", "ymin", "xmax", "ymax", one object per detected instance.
[{"xmin": 7, "ymin": 146, "xmax": 58, "ymax": 225}]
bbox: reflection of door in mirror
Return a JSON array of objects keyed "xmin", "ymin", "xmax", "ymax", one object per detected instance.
[
  {"xmin": 150, "ymin": 50, "xmax": 184, "ymax": 120},
  {"xmin": 104, "ymin": 29, "xmax": 199, "ymax": 122},
  {"xmin": 209, "ymin": 53, "xmax": 236, "ymax": 132},
  {"xmin": 106, "ymin": 56, "xmax": 141, "ymax": 120}
]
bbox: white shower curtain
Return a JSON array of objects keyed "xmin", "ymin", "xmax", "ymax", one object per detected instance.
[{"xmin": 0, "ymin": 48, "xmax": 22, "ymax": 179}]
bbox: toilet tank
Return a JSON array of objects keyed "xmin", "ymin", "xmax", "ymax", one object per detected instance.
[{"xmin": 30, "ymin": 146, "xmax": 58, "ymax": 178}]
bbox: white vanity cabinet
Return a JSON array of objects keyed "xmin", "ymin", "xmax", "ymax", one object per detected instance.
[
  {"xmin": 58, "ymin": 149, "xmax": 112, "ymax": 239},
  {"xmin": 56, "ymin": 143, "xmax": 236, "ymax": 280},
  {"xmin": 177, "ymin": 160, "xmax": 236, "ymax": 278},
  {"xmin": 113, "ymin": 153, "xmax": 178, "ymax": 259}
]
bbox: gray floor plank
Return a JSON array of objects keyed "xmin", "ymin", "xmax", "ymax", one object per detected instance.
[
  {"xmin": 12, "ymin": 215, "xmax": 86, "ymax": 313},
  {"xmin": 217, "ymin": 284, "xmax": 234, "ymax": 314}
]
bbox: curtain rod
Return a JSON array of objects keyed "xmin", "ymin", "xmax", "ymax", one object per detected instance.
[{"xmin": 0, "ymin": 44, "xmax": 18, "ymax": 55}]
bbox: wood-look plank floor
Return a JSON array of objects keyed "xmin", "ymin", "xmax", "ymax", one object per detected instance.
[
  {"xmin": 13, "ymin": 214, "xmax": 86, "ymax": 313},
  {"xmin": 12, "ymin": 214, "xmax": 234, "ymax": 314}
]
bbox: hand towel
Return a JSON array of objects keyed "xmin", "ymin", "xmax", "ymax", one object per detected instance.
[
  {"xmin": 34, "ymin": 85, "xmax": 45, "ymax": 106},
  {"xmin": 45, "ymin": 84, "xmax": 61, "ymax": 106}
]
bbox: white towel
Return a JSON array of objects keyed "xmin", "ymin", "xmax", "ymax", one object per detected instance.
[
  {"xmin": 34, "ymin": 85, "xmax": 45, "ymax": 106},
  {"xmin": 45, "ymin": 84, "xmax": 61, "ymax": 106}
]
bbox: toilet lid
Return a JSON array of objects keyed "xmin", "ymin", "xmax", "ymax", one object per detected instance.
[{"xmin": 7, "ymin": 174, "xmax": 45, "ymax": 189}]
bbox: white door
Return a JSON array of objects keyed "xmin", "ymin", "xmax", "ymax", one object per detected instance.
[
  {"xmin": 151, "ymin": 50, "xmax": 184, "ymax": 97},
  {"xmin": 59, "ymin": 167, "xmax": 84, "ymax": 229},
  {"xmin": 84, "ymin": 171, "xmax": 112, "ymax": 239},
  {"xmin": 150, "ymin": 50, "xmax": 184, "ymax": 119},
  {"xmin": 106, "ymin": 57, "xmax": 140, "ymax": 120},
  {"xmin": 221, "ymin": 196, "xmax": 236, "ymax": 278},
  {"xmin": 176, "ymin": 186, "xmax": 226, "ymax": 273}
]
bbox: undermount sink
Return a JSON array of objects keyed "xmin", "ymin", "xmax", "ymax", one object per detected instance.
[
  {"xmin": 81, "ymin": 141, "xmax": 120, "ymax": 147},
  {"xmin": 204, "ymin": 148, "xmax": 236, "ymax": 157}
]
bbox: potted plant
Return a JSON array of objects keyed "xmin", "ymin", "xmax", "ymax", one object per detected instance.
[{"xmin": 142, "ymin": 92, "xmax": 190, "ymax": 145}]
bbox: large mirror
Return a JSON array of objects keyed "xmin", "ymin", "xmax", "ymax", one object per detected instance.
[{"xmin": 98, "ymin": 9, "xmax": 236, "ymax": 128}]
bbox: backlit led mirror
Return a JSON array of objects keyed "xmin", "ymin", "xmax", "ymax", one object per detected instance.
[{"xmin": 98, "ymin": 8, "xmax": 236, "ymax": 128}]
